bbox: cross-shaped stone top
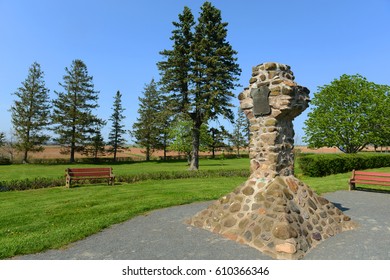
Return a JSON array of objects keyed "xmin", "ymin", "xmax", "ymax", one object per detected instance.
[{"xmin": 238, "ymin": 62, "xmax": 310, "ymax": 178}]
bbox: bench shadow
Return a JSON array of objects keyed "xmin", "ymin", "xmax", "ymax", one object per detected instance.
[{"xmin": 354, "ymin": 187, "xmax": 390, "ymax": 194}]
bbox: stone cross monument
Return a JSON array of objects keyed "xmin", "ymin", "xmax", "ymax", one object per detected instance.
[{"xmin": 188, "ymin": 62, "xmax": 356, "ymax": 259}]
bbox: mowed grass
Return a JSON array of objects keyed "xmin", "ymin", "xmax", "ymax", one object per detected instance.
[
  {"xmin": 0, "ymin": 177, "xmax": 247, "ymax": 259},
  {"xmin": 1, "ymin": 158, "xmax": 390, "ymax": 259},
  {"xmin": 0, "ymin": 157, "xmax": 249, "ymax": 181}
]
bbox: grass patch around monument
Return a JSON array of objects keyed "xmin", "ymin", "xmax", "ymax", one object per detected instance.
[{"xmin": 0, "ymin": 177, "xmax": 246, "ymax": 259}]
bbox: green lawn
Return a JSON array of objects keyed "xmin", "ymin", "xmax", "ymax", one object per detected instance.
[
  {"xmin": 0, "ymin": 157, "xmax": 249, "ymax": 181},
  {"xmin": 0, "ymin": 177, "xmax": 247, "ymax": 259},
  {"xmin": 1, "ymin": 159, "xmax": 390, "ymax": 259}
]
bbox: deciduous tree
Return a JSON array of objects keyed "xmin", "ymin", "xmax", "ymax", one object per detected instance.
[{"xmin": 303, "ymin": 74, "xmax": 390, "ymax": 153}]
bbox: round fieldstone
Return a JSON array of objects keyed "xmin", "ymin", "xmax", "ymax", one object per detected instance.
[
  {"xmin": 243, "ymin": 186, "xmax": 255, "ymax": 195},
  {"xmin": 312, "ymin": 232, "xmax": 322, "ymax": 241},
  {"xmin": 223, "ymin": 217, "xmax": 237, "ymax": 227},
  {"xmin": 275, "ymin": 243, "xmax": 297, "ymax": 254},
  {"xmin": 229, "ymin": 203, "xmax": 241, "ymax": 213},
  {"xmin": 244, "ymin": 231, "xmax": 252, "ymax": 242},
  {"xmin": 272, "ymin": 224, "xmax": 298, "ymax": 240}
]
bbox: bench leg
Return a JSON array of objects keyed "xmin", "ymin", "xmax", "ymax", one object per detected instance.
[{"xmin": 349, "ymin": 182, "xmax": 355, "ymax": 191}]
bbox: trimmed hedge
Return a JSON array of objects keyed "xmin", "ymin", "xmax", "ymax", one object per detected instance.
[
  {"xmin": 298, "ymin": 153, "xmax": 390, "ymax": 177},
  {"xmin": 0, "ymin": 169, "xmax": 250, "ymax": 192}
]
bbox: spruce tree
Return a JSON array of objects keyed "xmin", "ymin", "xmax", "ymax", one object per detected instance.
[
  {"xmin": 83, "ymin": 127, "xmax": 106, "ymax": 161},
  {"xmin": 52, "ymin": 59, "xmax": 103, "ymax": 162},
  {"xmin": 10, "ymin": 62, "xmax": 51, "ymax": 162},
  {"xmin": 108, "ymin": 90, "xmax": 126, "ymax": 161},
  {"xmin": 158, "ymin": 2, "xmax": 241, "ymax": 170},
  {"xmin": 131, "ymin": 79, "xmax": 162, "ymax": 161},
  {"xmin": 231, "ymin": 108, "xmax": 249, "ymax": 156}
]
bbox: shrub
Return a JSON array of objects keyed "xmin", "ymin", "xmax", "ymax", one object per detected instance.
[
  {"xmin": 298, "ymin": 153, "xmax": 390, "ymax": 177},
  {"xmin": 0, "ymin": 157, "xmax": 11, "ymax": 165},
  {"xmin": 0, "ymin": 177, "xmax": 64, "ymax": 192},
  {"xmin": 0, "ymin": 169, "xmax": 250, "ymax": 192}
]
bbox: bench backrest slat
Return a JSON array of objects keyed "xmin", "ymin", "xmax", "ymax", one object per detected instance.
[
  {"xmin": 66, "ymin": 167, "xmax": 113, "ymax": 177},
  {"xmin": 354, "ymin": 171, "xmax": 390, "ymax": 178}
]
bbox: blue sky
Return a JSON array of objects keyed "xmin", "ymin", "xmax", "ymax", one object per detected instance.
[{"xmin": 1, "ymin": 0, "xmax": 389, "ymax": 145}]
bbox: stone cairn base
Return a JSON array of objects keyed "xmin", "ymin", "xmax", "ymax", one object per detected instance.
[
  {"xmin": 187, "ymin": 62, "xmax": 357, "ymax": 259},
  {"xmin": 187, "ymin": 175, "xmax": 356, "ymax": 259}
]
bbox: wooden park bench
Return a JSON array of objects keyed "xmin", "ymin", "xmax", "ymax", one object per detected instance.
[
  {"xmin": 65, "ymin": 167, "xmax": 115, "ymax": 188},
  {"xmin": 349, "ymin": 169, "xmax": 390, "ymax": 190}
]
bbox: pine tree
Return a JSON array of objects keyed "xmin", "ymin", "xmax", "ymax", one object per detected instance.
[
  {"xmin": 131, "ymin": 79, "xmax": 162, "ymax": 161},
  {"xmin": 83, "ymin": 127, "xmax": 106, "ymax": 161},
  {"xmin": 208, "ymin": 126, "xmax": 229, "ymax": 158},
  {"xmin": 158, "ymin": 2, "xmax": 241, "ymax": 170},
  {"xmin": 52, "ymin": 59, "xmax": 103, "ymax": 162},
  {"xmin": 108, "ymin": 90, "xmax": 126, "ymax": 161},
  {"xmin": 10, "ymin": 62, "xmax": 51, "ymax": 162},
  {"xmin": 231, "ymin": 108, "xmax": 249, "ymax": 156}
]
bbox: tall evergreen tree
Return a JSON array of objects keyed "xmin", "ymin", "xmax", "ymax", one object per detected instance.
[
  {"xmin": 230, "ymin": 108, "xmax": 249, "ymax": 156},
  {"xmin": 108, "ymin": 90, "xmax": 126, "ymax": 161},
  {"xmin": 131, "ymin": 79, "xmax": 162, "ymax": 161},
  {"xmin": 208, "ymin": 126, "xmax": 228, "ymax": 158},
  {"xmin": 83, "ymin": 127, "xmax": 106, "ymax": 161},
  {"xmin": 10, "ymin": 62, "xmax": 51, "ymax": 162},
  {"xmin": 52, "ymin": 59, "xmax": 103, "ymax": 162},
  {"xmin": 158, "ymin": 2, "xmax": 241, "ymax": 170}
]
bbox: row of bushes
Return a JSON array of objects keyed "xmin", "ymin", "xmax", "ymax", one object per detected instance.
[
  {"xmin": 297, "ymin": 153, "xmax": 390, "ymax": 177},
  {"xmin": 0, "ymin": 169, "xmax": 250, "ymax": 192}
]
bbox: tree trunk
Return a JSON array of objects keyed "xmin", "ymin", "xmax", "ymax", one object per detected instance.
[
  {"xmin": 146, "ymin": 145, "xmax": 150, "ymax": 161},
  {"xmin": 70, "ymin": 123, "xmax": 76, "ymax": 163},
  {"xmin": 189, "ymin": 120, "xmax": 201, "ymax": 171}
]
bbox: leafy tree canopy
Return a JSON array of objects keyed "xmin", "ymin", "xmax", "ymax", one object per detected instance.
[{"xmin": 303, "ymin": 74, "xmax": 390, "ymax": 153}]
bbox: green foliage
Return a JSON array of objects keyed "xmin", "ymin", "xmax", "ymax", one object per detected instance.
[
  {"xmin": 131, "ymin": 79, "xmax": 165, "ymax": 161},
  {"xmin": 168, "ymin": 116, "xmax": 212, "ymax": 163},
  {"xmin": 298, "ymin": 153, "xmax": 390, "ymax": 177},
  {"xmin": 0, "ymin": 157, "xmax": 11, "ymax": 165},
  {"xmin": 208, "ymin": 126, "xmax": 230, "ymax": 158},
  {"xmin": 157, "ymin": 2, "xmax": 241, "ymax": 170},
  {"xmin": 107, "ymin": 91, "xmax": 126, "ymax": 161},
  {"xmin": 304, "ymin": 74, "xmax": 390, "ymax": 153},
  {"xmin": 52, "ymin": 59, "xmax": 104, "ymax": 162},
  {"xmin": 82, "ymin": 128, "xmax": 106, "ymax": 160},
  {"xmin": 0, "ymin": 177, "xmax": 64, "ymax": 192},
  {"xmin": 230, "ymin": 108, "xmax": 249, "ymax": 156},
  {"xmin": 0, "ymin": 132, "xmax": 5, "ymax": 147},
  {"xmin": 10, "ymin": 62, "xmax": 51, "ymax": 162}
]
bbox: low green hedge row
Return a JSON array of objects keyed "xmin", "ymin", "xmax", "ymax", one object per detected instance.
[
  {"xmin": 297, "ymin": 153, "xmax": 390, "ymax": 177},
  {"xmin": 0, "ymin": 169, "xmax": 250, "ymax": 192}
]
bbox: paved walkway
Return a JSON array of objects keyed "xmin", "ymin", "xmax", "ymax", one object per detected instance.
[{"xmin": 15, "ymin": 190, "xmax": 390, "ymax": 260}]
